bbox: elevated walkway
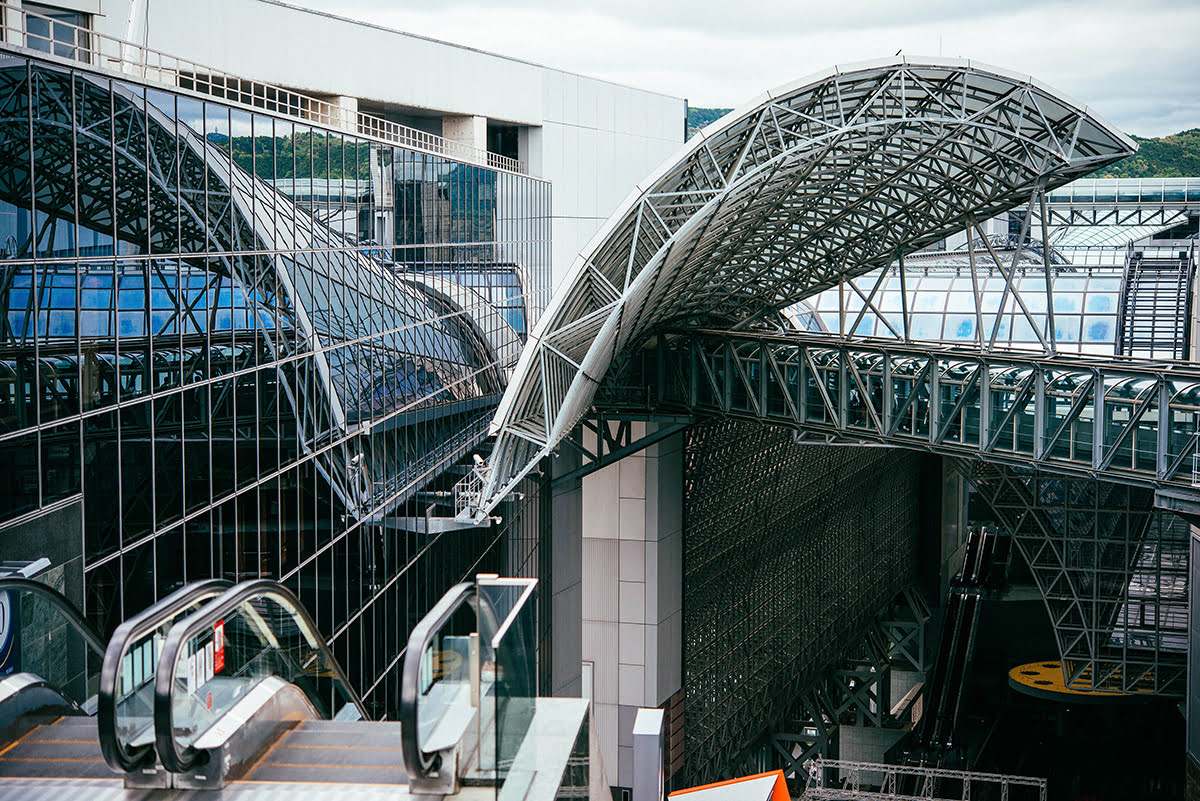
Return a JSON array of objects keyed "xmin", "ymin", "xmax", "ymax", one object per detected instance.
[
  {"xmin": 0, "ymin": 576, "xmax": 604, "ymax": 799},
  {"xmin": 614, "ymin": 328, "xmax": 1200, "ymax": 501}
]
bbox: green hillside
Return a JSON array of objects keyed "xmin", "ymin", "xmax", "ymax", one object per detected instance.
[
  {"xmin": 687, "ymin": 107, "xmax": 732, "ymax": 139},
  {"xmin": 1090, "ymin": 129, "xmax": 1200, "ymax": 178}
]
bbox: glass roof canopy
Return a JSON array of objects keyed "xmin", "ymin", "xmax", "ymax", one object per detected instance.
[
  {"xmin": 468, "ymin": 56, "xmax": 1136, "ymax": 519},
  {"xmin": 804, "ymin": 267, "xmax": 1124, "ymax": 355}
]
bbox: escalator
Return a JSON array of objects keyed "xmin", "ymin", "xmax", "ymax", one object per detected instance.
[
  {"xmin": 898, "ymin": 526, "xmax": 1011, "ymax": 772},
  {"xmin": 0, "ymin": 577, "xmax": 106, "ymax": 780},
  {"xmin": 0, "ymin": 572, "xmax": 578, "ymax": 796}
]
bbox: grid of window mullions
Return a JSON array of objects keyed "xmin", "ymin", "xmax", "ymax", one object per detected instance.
[{"xmin": 0, "ymin": 54, "xmax": 550, "ymax": 714}]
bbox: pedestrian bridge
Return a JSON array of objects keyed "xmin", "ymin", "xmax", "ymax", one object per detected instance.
[
  {"xmin": 618, "ymin": 329, "xmax": 1200, "ymax": 496},
  {"xmin": 459, "ymin": 56, "xmax": 1155, "ymax": 519}
]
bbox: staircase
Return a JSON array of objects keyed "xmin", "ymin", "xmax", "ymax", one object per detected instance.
[{"xmin": 1118, "ymin": 248, "xmax": 1195, "ymax": 359}]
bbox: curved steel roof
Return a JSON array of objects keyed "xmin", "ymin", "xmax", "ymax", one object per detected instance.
[{"xmin": 471, "ymin": 56, "xmax": 1136, "ymax": 517}]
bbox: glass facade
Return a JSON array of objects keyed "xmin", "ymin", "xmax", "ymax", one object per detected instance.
[{"xmin": 0, "ymin": 54, "xmax": 550, "ymax": 716}]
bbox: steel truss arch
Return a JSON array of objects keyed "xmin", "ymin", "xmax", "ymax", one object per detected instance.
[{"xmin": 473, "ymin": 57, "xmax": 1135, "ymax": 518}]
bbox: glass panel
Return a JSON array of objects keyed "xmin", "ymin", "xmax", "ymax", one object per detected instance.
[
  {"xmin": 478, "ymin": 575, "xmax": 537, "ymax": 786},
  {"xmin": 165, "ymin": 590, "xmax": 358, "ymax": 756},
  {"xmin": 415, "ymin": 596, "xmax": 475, "ymax": 755}
]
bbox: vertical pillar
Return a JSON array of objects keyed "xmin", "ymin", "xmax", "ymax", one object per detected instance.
[
  {"xmin": 1187, "ymin": 529, "xmax": 1200, "ymax": 798},
  {"xmin": 581, "ymin": 422, "xmax": 683, "ymax": 791},
  {"xmin": 632, "ymin": 708, "xmax": 665, "ymax": 801},
  {"xmin": 940, "ymin": 460, "xmax": 968, "ymax": 598},
  {"xmin": 518, "ymin": 125, "xmax": 543, "ymax": 177},
  {"xmin": 441, "ymin": 114, "xmax": 488, "ymax": 163},
  {"xmin": 550, "ymin": 448, "xmax": 583, "ymax": 698}
]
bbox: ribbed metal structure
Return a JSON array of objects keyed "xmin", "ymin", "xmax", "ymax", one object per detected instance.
[
  {"xmin": 473, "ymin": 57, "xmax": 1136, "ymax": 518},
  {"xmin": 679, "ymin": 422, "xmax": 923, "ymax": 786}
]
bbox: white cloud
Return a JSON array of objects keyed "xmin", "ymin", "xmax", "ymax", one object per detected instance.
[{"xmin": 299, "ymin": 0, "xmax": 1198, "ymax": 137}]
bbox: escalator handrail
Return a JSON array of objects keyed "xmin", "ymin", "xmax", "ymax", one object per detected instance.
[
  {"xmin": 97, "ymin": 579, "xmax": 232, "ymax": 773},
  {"xmin": 399, "ymin": 581, "xmax": 474, "ymax": 780},
  {"xmin": 152, "ymin": 579, "xmax": 367, "ymax": 774},
  {"xmin": 0, "ymin": 578, "xmax": 104, "ymax": 656}
]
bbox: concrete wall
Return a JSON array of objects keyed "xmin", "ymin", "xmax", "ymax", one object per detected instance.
[
  {"xmin": 540, "ymin": 71, "xmax": 683, "ymax": 288},
  {"xmin": 580, "ymin": 422, "xmax": 683, "ymax": 790}
]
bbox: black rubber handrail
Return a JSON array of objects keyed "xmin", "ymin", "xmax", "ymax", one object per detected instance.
[
  {"xmin": 0, "ymin": 578, "xmax": 105, "ymax": 657},
  {"xmin": 152, "ymin": 579, "xmax": 367, "ymax": 774},
  {"xmin": 399, "ymin": 581, "xmax": 475, "ymax": 780},
  {"xmin": 97, "ymin": 579, "xmax": 231, "ymax": 773}
]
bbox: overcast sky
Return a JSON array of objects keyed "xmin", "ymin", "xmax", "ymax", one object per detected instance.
[{"xmin": 295, "ymin": 0, "xmax": 1198, "ymax": 138}]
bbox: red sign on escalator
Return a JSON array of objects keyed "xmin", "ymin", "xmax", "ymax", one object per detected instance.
[{"xmin": 213, "ymin": 620, "xmax": 225, "ymax": 673}]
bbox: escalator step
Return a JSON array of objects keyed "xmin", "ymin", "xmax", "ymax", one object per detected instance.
[
  {"xmin": 240, "ymin": 721, "xmax": 407, "ymax": 786},
  {"xmin": 0, "ymin": 719, "xmax": 111, "ymax": 780}
]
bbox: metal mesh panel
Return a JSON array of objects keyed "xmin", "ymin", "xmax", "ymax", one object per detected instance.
[{"xmin": 680, "ymin": 422, "xmax": 922, "ymax": 786}]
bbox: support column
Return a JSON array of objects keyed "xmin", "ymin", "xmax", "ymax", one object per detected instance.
[
  {"xmin": 581, "ymin": 422, "xmax": 683, "ymax": 792},
  {"xmin": 441, "ymin": 114, "xmax": 487, "ymax": 163},
  {"xmin": 1188, "ymin": 529, "xmax": 1200, "ymax": 799},
  {"xmin": 549, "ymin": 449, "xmax": 583, "ymax": 698},
  {"xmin": 940, "ymin": 460, "xmax": 968, "ymax": 598}
]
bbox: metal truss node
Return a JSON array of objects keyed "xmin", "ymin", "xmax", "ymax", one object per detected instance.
[{"xmin": 475, "ymin": 57, "xmax": 1136, "ymax": 519}]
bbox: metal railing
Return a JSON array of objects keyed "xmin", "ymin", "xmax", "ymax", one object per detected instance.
[
  {"xmin": 803, "ymin": 758, "xmax": 1047, "ymax": 801},
  {"xmin": 399, "ymin": 581, "xmax": 476, "ymax": 783},
  {"xmin": 97, "ymin": 579, "xmax": 231, "ymax": 773},
  {"xmin": 0, "ymin": 2, "xmax": 526, "ymax": 174}
]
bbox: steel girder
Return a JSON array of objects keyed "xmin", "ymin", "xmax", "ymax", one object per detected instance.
[
  {"xmin": 472, "ymin": 57, "xmax": 1136, "ymax": 519},
  {"xmin": 641, "ymin": 329, "xmax": 1200, "ymax": 499}
]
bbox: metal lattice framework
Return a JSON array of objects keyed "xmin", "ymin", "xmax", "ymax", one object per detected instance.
[
  {"xmin": 633, "ymin": 329, "xmax": 1200, "ymax": 497},
  {"xmin": 802, "ymin": 759, "xmax": 1047, "ymax": 801},
  {"xmin": 0, "ymin": 63, "xmax": 511, "ymax": 521},
  {"xmin": 961, "ymin": 461, "xmax": 1188, "ymax": 695},
  {"xmin": 680, "ymin": 422, "xmax": 922, "ymax": 786},
  {"xmin": 471, "ymin": 57, "xmax": 1136, "ymax": 519}
]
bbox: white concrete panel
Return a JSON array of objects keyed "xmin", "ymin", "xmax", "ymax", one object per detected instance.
[
  {"xmin": 657, "ymin": 531, "xmax": 682, "ymax": 623},
  {"xmin": 618, "ymin": 622, "xmax": 645, "ymax": 666},
  {"xmin": 618, "ymin": 746, "xmax": 633, "ymax": 789},
  {"xmin": 544, "ymin": 72, "xmax": 565, "ymax": 123},
  {"xmin": 583, "ymin": 538, "xmax": 618, "ymax": 609},
  {"xmin": 618, "ymin": 540, "xmax": 645, "ymax": 583},
  {"xmin": 578, "ymin": 82, "xmax": 599, "ymax": 129},
  {"xmin": 643, "ymin": 542, "xmax": 658, "ymax": 616},
  {"xmin": 582, "ymin": 622, "xmax": 618, "ymax": 702},
  {"xmin": 618, "ymin": 580, "xmax": 645, "ymax": 624},
  {"xmin": 618, "ymin": 663, "xmax": 645, "ymax": 707},
  {"xmin": 619, "ymin": 455, "xmax": 647, "ymax": 500},
  {"xmin": 582, "ymin": 619, "xmax": 619, "ymax": 658},
  {"xmin": 582, "ymin": 464, "xmax": 620, "ymax": 538},
  {"xmin": 123, "ymin": 0, "xmax": 545, "ymax": 123},
  {"xmin": 643, "ymin": 625, "xmax": 659, "ymax": 701},
  {"xmin": 656, "ymin": 611, "xmax": 682, "ymax": 704},
  {"xmin": 594, "ymin": 702, "xmax": 619, "ymax": 776},
  {"xmin": 619, "ymin": 498, "xmax": 647, "ymax": 541},
  {"xmin": 598, "ymin": 86, "xmax": 616, "ymax": 131}
]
